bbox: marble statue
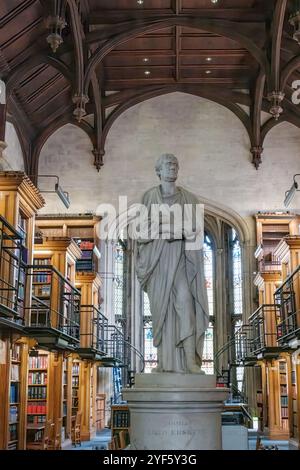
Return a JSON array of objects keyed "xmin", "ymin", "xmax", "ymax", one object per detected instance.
[{"xmin": 135, "ymin": 154, "xmax": 209, "ymax": 373}]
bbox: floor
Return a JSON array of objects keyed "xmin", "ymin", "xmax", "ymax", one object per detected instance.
[
  {"xmin": 67, "ymin": 428, "xmax": 294, "ymax": 451},
  {"xmin": 66, "ymin": 428, "xmax": 111, "ymax": 450}
]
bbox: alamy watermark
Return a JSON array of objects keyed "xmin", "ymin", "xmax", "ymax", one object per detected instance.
[{"xmin": 96, "ymin": 196, "xmax": 204, "ymax": 251}]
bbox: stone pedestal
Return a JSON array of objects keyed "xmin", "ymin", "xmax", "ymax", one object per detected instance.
[{"xmin": 123, "ymin": 373, "xmax": 228, "ymax": 450}]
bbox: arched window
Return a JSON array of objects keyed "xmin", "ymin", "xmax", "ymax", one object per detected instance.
[
  {"xmin": 113, "ymin": 240, "xmax": 126, "ymax": 328},
  {"xmin": 229, "ymin": 227, "xmax": 244, "ymax": 392},
  {"xmin": 202, "ymin": 233, "xmax": 215, "ymax": 374},
  {"xmin": 142, "ymin": 232, "xmax": 216, "ymax": 374}
]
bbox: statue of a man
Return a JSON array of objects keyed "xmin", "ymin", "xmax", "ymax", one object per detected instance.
[{"xmin": 135, "ymin": 154, "xmax": 209, "ymax": 374}]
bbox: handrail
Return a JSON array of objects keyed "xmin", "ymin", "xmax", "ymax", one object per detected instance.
[
  {"xmin": 249, "ymin": 303, "xmax": 279, "ymax": 322},
  {"xmin": 0, "ymin": 215, "xmax": 24, "ymax": 240},
  {"xmin": 123, "ymin": 338, "xmax": 145, "ymax": 373},
  {"xmin": 27, "ymin": 264, "xmax": 81, "ymax": 295},
  {"xmin": 274, "ymin": 264, "xmax": 300, "ymax": 295}
]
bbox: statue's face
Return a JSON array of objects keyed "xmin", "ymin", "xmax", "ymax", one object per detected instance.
[{"xmin": 159, "ymin": 158, "xmax": 179, "ymax": 182}]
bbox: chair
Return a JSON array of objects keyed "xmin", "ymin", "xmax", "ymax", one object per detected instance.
[
  {"xmin": 71, "ymin": 411, "xmax": 82, "ymax": 447},
  {"xmin": 27, "ymin": 420, "xmax": 53, "ymax": 450},
  {"xmin": 48, "ymin": 417, "xmax": 62, "ymax": 450},
  {"xmin": 118, "ymin": 430, "xmax": 127, "ymax": 449}
]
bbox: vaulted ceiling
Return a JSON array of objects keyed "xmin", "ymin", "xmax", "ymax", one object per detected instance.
[{"xmin": 1, "ymin": 0, "xmax": 300, "ymax": 174}]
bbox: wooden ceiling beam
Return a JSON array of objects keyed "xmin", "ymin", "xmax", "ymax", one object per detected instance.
[
  {"xmin": 104, "ymin": 49, "xmax": 249, "ymax": 58},
  {"xmin": 67, "ymin": 0, "xmax": 86, "ymax": 119},
  {"xmin": 250, "ymin": 70, "xmax": 266, "ymax": 169},
  {"xmin": 88, "ymin": 9, "xmax": 269, "ymax": 25},
  {"xmin": 84, "ymin": 18, "xmax": 268, "ymax": 96},
  {"xmin": 103, "ymin": 85, "xmax": 251, "ymax": 109},
  {"xmin": 269, "ymin": 0, "xmax": 288, "ymax": 92},
  {"xmin": 85, "ymin": 18, "xmax": 265, "ymax": 45},
  {"xmin": 90, "ymin": 73, "xmax": 104, "ymax": 171},
  {"xmin": 266, "ymin": 0, "xmax": 288, "ymax": 120}
]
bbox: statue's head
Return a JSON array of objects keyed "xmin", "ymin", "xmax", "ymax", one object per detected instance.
[{"xmin": 155, "ymin": 154, "xmax": 179, "ymax": 182}]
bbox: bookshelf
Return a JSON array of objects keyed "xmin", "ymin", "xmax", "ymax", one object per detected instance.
[
  {"xmin": 279, "ymin": 360, "xmax": 289, "ymax": 433},
  {"xmin": 62, "ymin": 357, "xmax": 69, "ymax": 440},
  {"xmin": 291, "ymin": 359, "xmax": 298, "ymax": 441},
  {"xmin": 8, "ymin": 343, "xmax": 22, "ymax": 450},
  {"xmin": 96, "ymin": 394, "xmax": 106, "ymax": 431},
  {"xmin": 72, "ymin": 360, "xmax": 80, "ymax": 416},
  {"xmin": 76, "ymin": 240, "xmax": 96, "ymax": 272},
  {"xmin": 26, "ymin": 351, "xmax": 48, "ymax": 445},
  {"xmin": 111, "ymin": 404, "xmax": 130, "ymax": 438}
]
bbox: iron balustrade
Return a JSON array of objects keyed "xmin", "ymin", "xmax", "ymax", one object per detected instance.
[
  {"xmin": 249, "ymin": 304, "xmax": 281, "ymax": 354},
  {"xmin": 104, "ymin": 325, "xmax": 125, "ymax": 364},
  {"xmin": 80, "ymin": 305, "xmax": 108, "ymax": 353},
  {"xmin": 235, "ymin": 325, "xmax": 255, "ymax": 363},
  {"xmin": 275, "ymin": 265, "xmax": 300, "ymax": 342},
  {"xmin": 26, "ymin": 264, "xmax": 81, "ymax": 342},
  {"xmin": 0, "ymin": 215, "xmax": 26, "ymax": 324}
]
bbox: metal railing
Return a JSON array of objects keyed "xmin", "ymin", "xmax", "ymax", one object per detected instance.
[
  {"xmin": 0, "ymin": 215, "xmax": 26, "ymax": 324},
  {"xmin": 104, "ymin": 325, "xmax": 125, "ymax": 363},
  {"xmin": 80, "ymin": 305, "xmax": 108, "ymax": 353},
  {"xmin": 235, "ymin": 325, "xmax": 255, "ymax": 363},
  {"xmin": 275, "ymin": 265, "xmax": 300, "ymax": 342},
  {"xmin": 25, "ymin": 264, "xmax": 81, "ymax": 342},
  {"xmin": 249, "ymin": 304, "xmax": 281, "ymax": 354}
]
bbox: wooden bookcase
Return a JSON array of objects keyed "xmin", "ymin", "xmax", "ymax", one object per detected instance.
[
  {"xmin": 8, "ymin": 342, "xmax": 28, "ymax": 450},
  {"xmin": 72, "ymin": 360, "xmax": 80, "ymax": 417},
  {"xmin": 111, "ymin": 404, "xmax": 130, "ymax": 437},
  {"xmin": 26, "ymin": 350, "xmax": 49, "ymax": 446},
  {"xmin": 95, "ymin": 394, "xmax": 106, "ymax": 431},
  {"xmin": 278, "ymin": 360, "xmax": 289, "ymax": 433}
]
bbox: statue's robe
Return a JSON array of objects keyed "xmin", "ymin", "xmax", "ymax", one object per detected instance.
[{"xmin": 135, "ymin": 186, "xmax": 209, "ymax": 372}]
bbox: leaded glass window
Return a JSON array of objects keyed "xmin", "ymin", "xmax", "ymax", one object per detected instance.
[
  {"xmin": 113, "ymin": 241, "xmax": 125, "ymax": 322},
  {"xmin": 202, "ymin": 234, "xmax": 214, "ymax": 374},
  {"xmin": 143, "ymin": 293, "xmax": 157, "ymax": 373}
]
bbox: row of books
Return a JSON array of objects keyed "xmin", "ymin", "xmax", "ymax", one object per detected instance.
[
  {"xmin": 33, "ymin": 285, "xmax": 51, "ymax": 297},
  {"xmin": 72, "ymin": 376, "xmax": 79, "ymax": 387},
  {"xmin": 113, "ymin": 411, "xmax": 130, "ymax": 428},
  {"xmin": 33, "ymin": 273, "xmax": 52, "ymax": 283},
  {"xmin": 9, "ymin": 424, "xmax": 18, "ymax": 442},
  {"xmin": 9, "ymin": 406, "xmax": 18, "ymax": 423},
  {"xmin": 10, "ymin": 383, "xmax": 19, "ymax": 404},
  {"xmin": 34, "ymin": 258, "xmax": 52, "ymax": 265},
  {"xmin": 27, "ymin": 415, "xmax": 47, "ymax": 424},
  {"xmin": 79, "ymin": 241, "xmax": 94, "ymax": 250},
  {"xmin": 28, "ymin": 372, "xmax": 47, "ymax": 385},
  {"xmin": 29, "ymin": 356, "xmax": 48, "ymax": 369},
  {"xmin": 27, "ymin": 403, "xmax": 47, "ymax": 414},
  {"xmin": 11, "ymin": 364, "xmax": 20, "ymax": 382},
  {"xmin": 72, "ymin": 363, "xmax": 80, "ymax": 375},
  {"xmin": 281, "ymin": 396, "xmax": 288, "ymax": 406},
  {"xmin": 28, "ymin": 386, "xmax": 47, "ymax": 399},
  {"xmin": 12, "ymin": 344, "xmax": 21, "ymax": 362}
]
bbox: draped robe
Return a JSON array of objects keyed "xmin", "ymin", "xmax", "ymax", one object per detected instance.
[{"xmin": 135, "ymin": 186, "xmax": 209, "ymax": 372}]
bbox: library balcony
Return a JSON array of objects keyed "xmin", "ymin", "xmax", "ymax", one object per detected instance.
[
  {"xmin": 235, "ymin": 325, "xmax": 256, "ymax": 365},
  {"xmin": 258, "ymin": 259, "xmax": 282, "ymax": 273},
  {"xmin": 275, "ymin": 265, "xmax": 300, "ymax": 345},
  {"xmin": 101, "ymin": 325, "xmax": 125, "ymax": 367},
  {"xmin": 77, "ymin": 305, "xmax": 108, "ymax": 360},
  {"xmin": 24, "ymin": 264, "xmax": 81, "ymax": 350},
  {"xmin": 249, "ymin": 304, "xmax": 282, "ymax": 358},
  {"xmin": 0, "ymin": 215, "xmax": 26, "ymax": 332}
]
